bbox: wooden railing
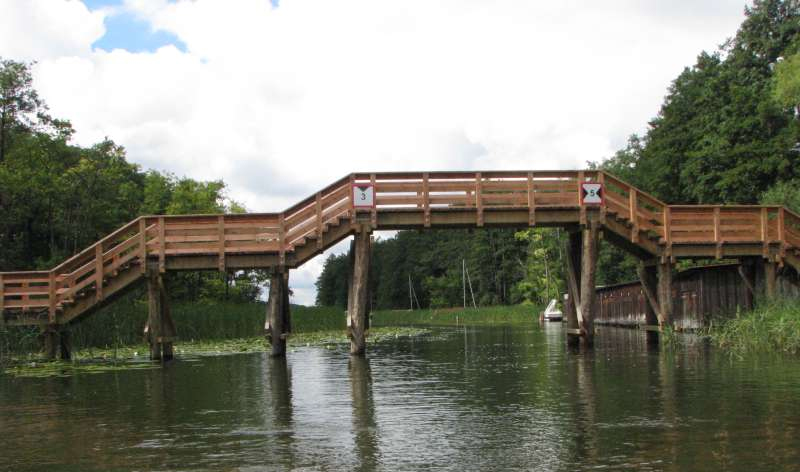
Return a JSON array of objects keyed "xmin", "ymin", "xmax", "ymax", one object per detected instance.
[{"xmin": 1, "ymin": 170, "xmax": 798, "ymax": 323}]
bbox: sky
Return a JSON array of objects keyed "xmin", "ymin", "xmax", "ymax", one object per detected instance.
[{"xmin": 0, "ymin": 0, "xmax": 750, "ymax": 305}]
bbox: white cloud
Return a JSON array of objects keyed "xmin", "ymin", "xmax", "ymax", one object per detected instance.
[{"xmin": 0, "ymin": 0, "xmax": 749, "ymax": 304}]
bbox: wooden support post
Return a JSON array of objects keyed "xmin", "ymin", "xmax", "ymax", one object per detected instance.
[
  {"xmin": 663, "ymin": 206, "xmax": 672, "ymax": 257},
  {"xmin": 579, "ymin": 223, "xmax": 599, "ymax": 347},
  {"xmin": 765, "ymin": 259, "xmax": 777, "ymax": 300},
  {"xmin": 565, "ymin": 230, "xmax": 582, "ymax": 347},
  {"xmin": 42, "ymin": 325, "xmax": 71, "ymax": 360},
  {"xmin": 738, "ymin": 259, "xmax": 756, "ymax": 310},
  {"xmin": 527, "ymin": 172, "xmax": 536, "ymax": 226},
  {"xmin": 146, "ymin": 265, "xmax": 175, "ymax": 361},
  {"xmin": 158, "ymin": 216, "xmax": 166, "ymax": 273},
  {"xmin": 422, "ymin": 173, "xmax": 430, "ymax": 228},
  {"xmin": 656, "ymin": 260, "xmax": 673, "ymax": 328},
  {"xmin": 139, "ymin": 218, "xmax": 148, "ymax": 274},
  {"xmin": 43, "ymin": 326, "xmax": 58, "ymax": 360},
  {"xmin": 266, "ymin": 268, "xmax": 291, "ymax": 357},
  {"xmin": 95, "ymin": 244, "xmax": 104, "ymax": 301},
  {"xmin": 475, "ymin": 172, "xmax": 484, "ymax": 227},
  {"xmin": 218, "ymin": 215, "xmax": 226, "ymax": 272},
  {"xmin": 347, "ymin": 227, "xmax": 372, "ymax": 355},
  {"xmin": 637, "ymin": 262, "xmax": 660, "ymax": 344}
]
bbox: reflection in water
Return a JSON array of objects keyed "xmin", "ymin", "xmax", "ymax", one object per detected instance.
[
  {"xmin": 3, "ymin": 325, "xmax": 800, "ymax": 471},
  {"xmin": 349, "ymin": 356, "xmax": 380, "ymax": 471},
  {"xmin": 268, "ymin": 357, "xmax": 295, "ymax": 468}
]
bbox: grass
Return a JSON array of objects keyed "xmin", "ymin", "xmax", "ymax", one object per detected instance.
[
  {"xmin": 371, "ymin": 304, "xmax": 539, "ymax": 327},
  {"xmin": 702, "ymin": 299, "xmax": 800, "ymax": 355}
]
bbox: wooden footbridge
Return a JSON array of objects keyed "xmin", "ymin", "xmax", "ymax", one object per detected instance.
[{"xmin": 2, "ymin": 170, "xmax": 798, "ymax": 359}]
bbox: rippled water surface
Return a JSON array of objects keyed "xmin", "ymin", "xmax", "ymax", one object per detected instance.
[{"xmin": 3, "ymin": 324, "xmax": 800, "ymax": 471}]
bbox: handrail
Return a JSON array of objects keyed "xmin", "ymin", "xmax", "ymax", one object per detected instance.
[{"xmin": 3, "ymin": 169, "xmax": 800, "ymax": 323}]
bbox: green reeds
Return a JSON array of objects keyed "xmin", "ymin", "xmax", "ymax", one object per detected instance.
[{"xmin": 702, "ymin": 299, "xmax": 800, "ymax": 355}]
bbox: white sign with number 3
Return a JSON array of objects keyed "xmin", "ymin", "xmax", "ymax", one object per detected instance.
[{"xmin": 353, "ymin": 184, "xmax": 375, "ymax": 208}]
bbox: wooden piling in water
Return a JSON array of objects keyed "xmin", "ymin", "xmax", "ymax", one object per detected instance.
[
  {"xmin": 42, "ymin": 325, "xmax": 71, "ymax": 360},
  {"xmin": 637, "ymin": 262, "xmax": 660, "ymax": 344},
  {"xmin": 146, "ymin": 265, "xmax": 176, "ymax": 361},
  {"xmin": 348, "ymin": 227, "xmax": 371, "ymax": 356},
  {"xmin": 565, "ymin": 230, "xmax": 582, "ymax": 347},
  {"xmin": 266, "ymin": 268, "xmax": 291, "ymax": 357},
  {"xmin": 657, "ymin": 260, "xmax": 673, "ymax": 329},
  {"xmin": 579, "ymin": 223, "xmax": 599, "ymax": 347}
]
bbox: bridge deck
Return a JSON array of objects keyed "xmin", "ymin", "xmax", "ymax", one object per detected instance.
[{"xmin": 2, "ymin": 170, "xmax": 799, "ymax": 327}]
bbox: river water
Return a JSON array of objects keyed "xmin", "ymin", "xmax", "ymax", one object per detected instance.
[{"xmin": 2, "ymin": 323, "xmax": 800, "ymax": 471}]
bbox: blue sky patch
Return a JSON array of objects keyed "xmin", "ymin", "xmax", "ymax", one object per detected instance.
[{"xmin": 87, "ymin": 1, "xmax": 187, "ymax": 53}]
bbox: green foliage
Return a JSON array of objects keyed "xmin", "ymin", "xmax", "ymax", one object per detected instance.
[
  {"xmin": 760, "ymin": 179, "xmax": 800, "ymax": 211},
  {"xmin": 317, "ymin": 229, "xmax": 529, "ymax": 309},
  {"xmin": 773, "ymin": 50, "xmax": 800, "ymax": 110},
  {"xmin": 590, "ymin": 1, "xmax": 800, "ymax": 206}
]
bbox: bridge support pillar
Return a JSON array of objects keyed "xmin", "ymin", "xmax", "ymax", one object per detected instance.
[
  {"xmin": 579, "ymin": 223, "xmax": 599, "ymax": 347},
  {"xmin": 146, "ymin": 266, "xmax": 176, "ymax": 361},
  {"xmin": 347, "ymin": 227, "xmax": 371, "ymax": 356},
  {"xmin": 565, "ymin": 224, "xmax": 599, "ymax": 348},
  {"xmin": 638, "ymin": 263, "xmax": 660, "ymax": 344},
  {"xmin": 656, "ymin": 261, "xmax": 673, "ymax": 329},
  {"xmin": 265, "ymin": 269, "xmax": 291, "ymax": 357},
  {"xmin": 42, "ymin": 325, "xmax": 71, "ymax": 360},
  {"xmin": 564, "ymin": 230, "xmax": 582, "ymax": 347}
]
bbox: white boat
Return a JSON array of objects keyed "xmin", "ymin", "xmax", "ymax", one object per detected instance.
[{"xmin": 542, "ymin": 298, "xmax": 563, "ymax": 322}]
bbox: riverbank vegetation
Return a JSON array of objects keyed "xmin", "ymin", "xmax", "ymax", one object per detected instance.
[
  {"xmin": 703, "ymin": 300, "xmax": 800, "ymax": 355},
  {"xmin": 372, "ymin": 305, "xmax": 536, "ymax": 327}
]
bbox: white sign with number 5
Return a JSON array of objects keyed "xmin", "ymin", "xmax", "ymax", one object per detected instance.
[
  {"xmin": 581, "ymin": 183, "xmax": 603, "ymax": 205},
  {"xmin": 352, "ymin": 184, "xmax": 375, "ymax": 208}
]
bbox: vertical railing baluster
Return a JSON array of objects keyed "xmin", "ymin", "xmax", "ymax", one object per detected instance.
[
  {"xmin": 370, "ymin": 173, "xmax": 377, "ymax": 228},
  {"xmin": 578, "ymin": 170, "xmax": 586, "ymax": 226},
  {"xmin": 628, "ymin": 188, "xmax": 637, "ymax": 242},
  {"xmin": 423, "ymin": 173, "xmax": 430, "ymax": 228},
  {"xmin": 476, "ymin": 172, "xmax": 483, "ymax": 227},
  {"xmin": 139, "ymin": 217, "xmax": 147, "ymax": 274},
  {"xmin": 95, "ymin": 243, "xmax": 104, "ymax": 301},
  {"xmin": 48, "ymin": 270, "xmax": 56, "ymax": 323},
  {"xmin": 279, "ymin": 213, "xmax": 286, "ymax": 266},
  {"xmin": 779, "ymin": 207, "xmax": 786, "ymax": 260},
  {"xmin": 316, "ymin": 191, "xmax": 323, "ymax": 249},
  {"xmin": 349, "ymin": 174, "xmax": 356, "ymax": 224},
  {"xmin": 158, "ymin": 217, "xmax": 166, "ymax": 273},
  {"xmin": 527, "ymin": 172, "xmax": 535, "ymax": 226},
  {"xmin": 218, "ymin": 215, "xmax": 226, "ymax": 272}
]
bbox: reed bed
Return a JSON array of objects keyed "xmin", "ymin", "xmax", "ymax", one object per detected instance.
[{"xmin": 703, "ymin": 299, "xmax": 800, "ymax": 355}]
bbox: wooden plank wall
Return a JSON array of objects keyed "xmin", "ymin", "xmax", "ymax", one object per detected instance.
[{"xmin": 594, "ymin": 263, "xmax": 770, "ymax": 330}]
